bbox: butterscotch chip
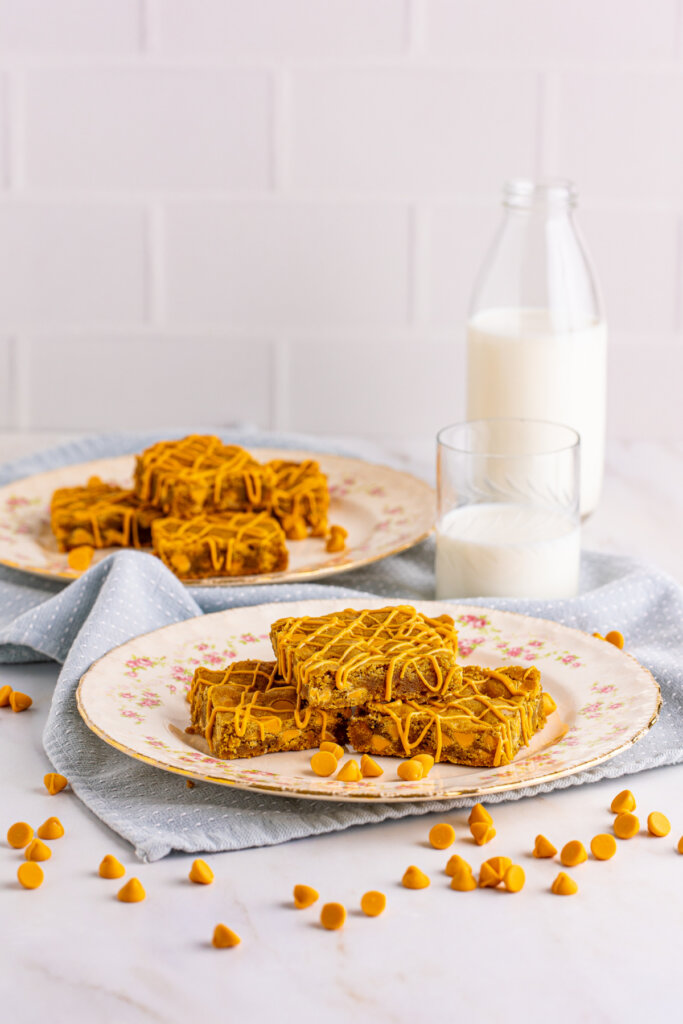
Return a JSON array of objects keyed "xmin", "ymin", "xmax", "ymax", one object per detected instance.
[
  {"xmin": 117, "ymin": 878, "xmax": 146, "ymax": 903},
  {"xmin": 320, "ymin": 741, "xmax": 344, "ymax": 760},
  {"xmin": 590, "ymin": 834, "xmax": 617, "ymax": 861},
  {"xmin": 67, "ymin": 545, "xmax": 94, "ymax": 572},
  {"xmin": 212, "ymin": 924, "xmax": 241, "ymax": 948},
  {"xmin": 99, "ymin": 855, "xmax": 125, "ymax": 879},
  {"xmin": 604, "ymin": 630, "xmax": 625, "ymax": 649},
  {"xmin": 560, "ymin": 841, "xmax": 587, "ymax": 867},
  {"xmin": 479, "ymin": 856, "xmax": 512, "ymax": 888},
  {"xmin": 614, "ymin": 812, "xmax": 640, "ymax": 839},
  {"xmin": 533, "ymin": 834, "xmax": 557, "ymax": 858},
  {"xmin": 7, "ymin": 822, "xmax": 34, "ymax": 849},
  {"xmin": 551, "ymin": 872, "xmax": 578, "ymax": 896},
  {"xmin": 293, "ymin": 884, "xmax": 319, "ymax": 909},
  {"xmin": 337, "ymin": 759, "xmax": 361, "ymax": 782},
  {"xmin": 470, "ymin": 822, "xmax": 496, "ymax": 846},
  {"xmin": 18, "ymin": 862, "xmax": 44, "ymax": 889},
  {"xmin": 610, "ymin": 790, "xmax": 636, "ymax": 814},
  {"xmin": 325, "ymin": 525, "xmax": 348, "ymax": 553},
  {"xmin": 429, "ymin": 823, "xmax": 456, "ymax": 850},
  {"xmin": 9, "ymin": 692, "xmax": 32, "ymax": 712},
  {"xmin": 647, "ymin": 812, "xmax": 671, "ymax": 838},
  {"xmin": 360, "ymin": 754, "xmax": 383, "ymax": 778},
  {"xmin": 468, "ymin": 804, "xmax": 493, "ymax": 827},
  {"xmin": 411, "ymin": 753, "xmax": 435, "ymax": 775},
  {"xmin": 37, "ymin": 817, "xmax": 64, "ymax": 840},
  {"xmin": 44, "ymin": 773, "xmax": 68, "ymax": 795},
  {"xmin": 320, "ymin": 902, "xmax": 346, "ymax": 930},
  {"xmin": 402, "ymin": 865, "xmax": 430, "ymax": 890},
  {"xmin": 503, "ymin": 865, "xmax": 525, "ymax": 893},
  {"xmin": 25, "ymin": 839, "xmax": 51, "ymax": 862},
  {"xmin": 397, "ymin": 760, "xmax": 423, "ymax": 781},
  {"xmin": 311, "ymin": 750, "xmax": 338, "ymax": 777},
  {"xmin": 445, "ymin": 854, "xmax": 470, "ymax": 877},
  {"xmin": 360, "ymin": 891, "xmax": 386, "ymax": 917},
  {"xmin": 0, "ymin": 684, "xmax": 12, "ymax": 707},
  {"xmin": 450, "ymin": 866, "xmax": 477, "ymax": 891},
  {"xmin": 677, "ymin": 836, "xmax": 683, "ymax": 854},
  {"xmin": 189, "ymin": 859, "xmax": 214, "ymax": 885}
]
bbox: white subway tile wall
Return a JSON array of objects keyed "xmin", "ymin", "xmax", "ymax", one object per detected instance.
[{"xmin": 0, "ymin": 0, "xmax": 680, "ymax": 445}]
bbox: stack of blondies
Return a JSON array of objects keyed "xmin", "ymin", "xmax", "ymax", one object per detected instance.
[
  {"xmin": 188, "ymin": 604, "xmax": 555, "ymax": 769},
  {"xmin": 50, "ymin": 435, "xmax": 334, "ymax": 579}
]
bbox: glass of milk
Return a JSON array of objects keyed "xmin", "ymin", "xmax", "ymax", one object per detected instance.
[
  {"xmin": 467, "ymin": 179, "xmax": 606, "ymax": 517},
  {"xmin": 435, "ymin": 419, "xmax": 581, "ymax": 600}
]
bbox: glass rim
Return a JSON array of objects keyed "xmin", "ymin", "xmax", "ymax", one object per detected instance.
[
  {"xmin": 437, "ymin": 418, "xmax": 581, "ymax": 459},
  {"xmin": 503, "ymin": 177, "xmax": 578, "ymax": 208}
]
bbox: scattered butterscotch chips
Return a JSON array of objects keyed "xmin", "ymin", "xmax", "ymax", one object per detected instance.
[
  {"xmin": 0, "ymin": 684, "xmax": 12, "ymax": 707},
  {"xmin": 9, "ymin": 692, "xmax": 32, "ymax": 713},
  {"xmin": 470, "ymin": 822, "xmax": 496, "ymax": 846},
  {"xmin": 503, "ymin": 865, "xmax": 525, "ymax": 893},
  {"xmin": 610, "ymin": 789, "xmax": 636, "ymax": 814},
  {"xmin": 25, "ymin": 839, "xmax": 51, "ymax": 862},
  {"xmin": 37, "ymin": 817, "xmax": 64, "ymax": 841},
  {"xmin": 293, "ymin": 884, "xmax": 319, "ymax": 909},
  {"xmin": 117, "ymin": 878, "xmax": 146, "ymax": 903},
  {"xmin": 551, "ymin": 872, "xmax": 578, "ymax": 896},
  {"xmin": 604, "ymin": 630, "xmax": 625, "ymax": 649},
  {"xmin": 542, "ymin": 692, "xmax": 557, "ymax": 716},
  {"xmin": 186, "ymin": 780, "xmax": 195, "ymax": 789},
  {"xmin": 614, "ymin": 812, "xmax": 640, "ymax": 840},
  {"xmin": 7, "ymin": 822, "xmax": 34, "ymax": 849},
  {"xmin": 325, "ymin": 525, "xmax": 348, "ymax": 553},
  {"xmin": 397, "ymin": 760, "xmax": 423, "ymax": 782},
  {"xmin": 320, "ymin": 902, "xmax": 346, "ymax": 930},
  {"xmin": 337, "ymin": 758, "xmax": 361, "ymax": 782},
  {"xmin": 590, "ymin": 834, "xmax": 617, "ymax": 861},
  {"xmin": 67, "ymin": 545, "xmax": 94, "ymax": 572},
  {"xmin": 411, "ymin": 753, "xmax": 435, "ymax": 776},
  {"xmin": 360, "ymin": 754, "xmax": 383, "ymax": 778},
  {"xmin": 360, "ymin": 891, "xmax": 386, "ymax": 917},
  {"xmin": 212, "ymin": 924, "xmax": 241, "ymax": 948},
  {"xmin": 450, "ymin": 866, "xmax": 477, "ymax": 892},
  {"xmin": 533, "ymin": 834, "xmax": 557, "ymax": 859},
  {"xmin": 429, "ymin": 823, "xmax": 456, "ymax": 850},
  {"xmin": 402, "ymin": 865, "xmax": 430, "ymax": 889},
  {"xmin": 99, "ymin": 855, "xmax": 125, "ymax": 879},
  {"xmin": 189, "ymin": 859, "xmax": 214, "ymax": 885},
  {"xmin": 311, "ymin": 750, "xmax": 338, "ymax": 777},
  {"xmin": 647, "ymin": 812, "xmax": 671, "ymax": 838},
  {"xmin": 677, "ymin": 836, "xmax": 683, "ymax": 854},
  {"xmin": 445, "ymin": 854, "xmax": 470, "ymax": 877},
  {"xmin": 282, "ymin": 516, "xmax": 308, "ymax": 541},
  {"xmin": 320, "ymin": 741, "xmax": 344, "ymax": 760},
  {"xmin": 467, "ymin": 803, "xmax": 493, "ymax": 827},
  {"xmin": 17, "ymin": 862, "xmax": 44, "ymax": 890},
  {"xmin": 560, "ymin": 841, "xmax": 588, "ymax": 868},
  {"xmin": 43, "ymin": 772, "xmax": 68, "ymax": 795}
]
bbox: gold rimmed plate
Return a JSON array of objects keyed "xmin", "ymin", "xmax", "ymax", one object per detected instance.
[
  {"xmin": 0, "ymin": 449, "xmax": 435, "ymax": 586},
  {"xmin": 77, "ymin": 598, "xmax": 661, "ymax": 803}
]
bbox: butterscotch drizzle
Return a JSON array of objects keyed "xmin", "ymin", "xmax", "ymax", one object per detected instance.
[
  {"xmin": 361, "ymin": 666, "xmax": 544, "ymax": 766},
  {"xmin": 272, "ymin": 606, "xmax": 460, "ymax": 702}
]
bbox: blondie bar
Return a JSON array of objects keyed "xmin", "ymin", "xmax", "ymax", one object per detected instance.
[
  {"xmin": 188, "ymin": 659, "xmax": 347, "ymax": 759},
  {"xmin": 268, "ymin": 458, "xmax": 330, "ymax": 537},
  {"xmin": 347, "ymin": 665, "xmax": 549, "ymax": 767},
  {"xmin": 270, "ymin": 605, "xmax": 461, "ymax": 709},
  {"xmin": 152, "ymin": 512, "xmax": 288, "ymax": 580},
  {"xmin": 51, "ymin": 479, "xmax": 159, "ymax": 551},
  {"xmin": 134, "ymin": 435, "xmax": 275, "ymax": 517}
]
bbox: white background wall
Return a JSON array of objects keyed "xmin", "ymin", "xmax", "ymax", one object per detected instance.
[{"xmin": 0, "ymin": 0, "xmax": 681, "ymax": 447}]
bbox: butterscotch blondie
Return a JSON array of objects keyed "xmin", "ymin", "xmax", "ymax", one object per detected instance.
[
  {"xmin": 51, "ymin": 479, "xmax": 159, "ymax": 551},
  {"xmin": 152, "ymin": 512, "xmax": 288, "ymax": 580},
  {"xmin": 270, "ymin": 605, "xmax": 461, "ymax": 709},
  {"xmin": 268, "ymin": 458, "xmax": 330, "ymax": 537},
  {"xmin": 134, "ymin": 435, "xmax": 276, "ymax": 517},
  {"xmin": 347, "ymin": 666, "xmax": 550, "ymax": 767},
  {"xmin": 188, "ymin": 659, "xmax": 347, "ymax": 759}
]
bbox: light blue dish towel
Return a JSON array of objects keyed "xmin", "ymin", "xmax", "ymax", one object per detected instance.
[{"xmin": 0, "ymin": 430, "xmax": 681, "ymax": 862}]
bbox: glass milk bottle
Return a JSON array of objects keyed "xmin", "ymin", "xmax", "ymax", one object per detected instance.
[{"xmin": 467, "ymin": 179, "xmax": 607, "ymax": 516}]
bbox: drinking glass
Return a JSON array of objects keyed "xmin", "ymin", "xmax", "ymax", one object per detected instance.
[{"xmin": 435, "ymin": 419, "xmax": 580, "ymax": 599}]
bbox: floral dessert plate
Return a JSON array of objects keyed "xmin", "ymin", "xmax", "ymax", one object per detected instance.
[
  {"xmin": 77, "ymin": 598, "xmax": 661, "ymax": 803},
  {"xmin": 0, "ymin": 450, "xmax": 434, "ymax": 586}
]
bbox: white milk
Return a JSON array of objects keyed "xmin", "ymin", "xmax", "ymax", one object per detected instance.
[
  {"xmin": 435, "ymin": 503, "xmax": 580, "ymax": 599},
  {"xmin": 466, "ymin": 309, "xmax": 607, "ymax": 516}
]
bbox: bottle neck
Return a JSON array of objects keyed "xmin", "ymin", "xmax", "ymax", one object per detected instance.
[{"xmin": 503, "ymin": 178, "xmax": 577, "ymax": 215}]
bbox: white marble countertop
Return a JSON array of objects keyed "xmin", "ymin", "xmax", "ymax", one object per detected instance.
[{"xmin": 1, "ymin": 432, "xmax": 681, "ymax": 1024}]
